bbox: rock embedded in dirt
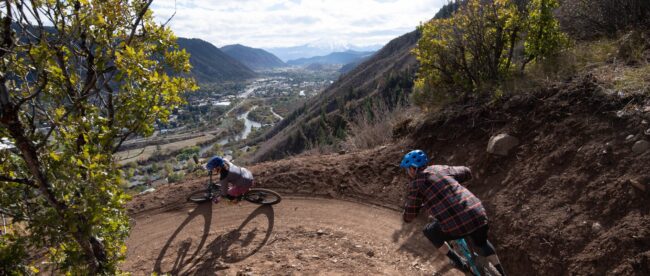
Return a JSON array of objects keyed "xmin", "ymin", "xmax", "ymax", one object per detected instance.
[
  {"xmin": 592, "ymin": 222, "xmax": 603, "ymax": 233},
  {"xmin": 487, "ymin": 133, "xmax": 520, "ymax": 156},
  {"xmin": 632, "ymin": 140, "xmax": 650, "ymax": 154},
  {"xmin": 628, "ymin": 179, "xmax": 647, "ymax": 192}
]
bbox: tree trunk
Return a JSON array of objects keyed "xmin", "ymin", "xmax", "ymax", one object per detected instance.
[{"xmin": 1, "ymin": 105, "xmax": 104, "ymax": 274}]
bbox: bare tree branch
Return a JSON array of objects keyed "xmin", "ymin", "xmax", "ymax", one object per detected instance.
[
  {"xmin": 161, "ymin": 0, "xmax": 177, "ymax": 27},
  {"xmin": 0, "ymin": 175, "xmax": 38, "ymax": 189},
  {"xmin": 126, "ymin": 0, "xmax": 153, "ymax": 46}
]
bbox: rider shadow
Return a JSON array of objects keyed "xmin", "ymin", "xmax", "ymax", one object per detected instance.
[
  {"xmin": 153, "ymin": 203, "xmax": 275, "ymax": 275},
  {"xmin": 154, "ymin": 202, "xmax": 213, "ymax": 275},
  {"xmin": 191, "ymin": 205, "xmax": 275, "ymax": 273}
]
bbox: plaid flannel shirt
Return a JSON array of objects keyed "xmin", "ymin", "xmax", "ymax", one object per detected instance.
[{"xmin": 403, "ymin": 165, "xmax": 487, "ymax": 237}]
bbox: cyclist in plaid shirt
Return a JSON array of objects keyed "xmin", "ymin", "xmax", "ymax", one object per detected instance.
[{"xmin": 400, "ymin": 150, "xmax": 506, "ymax": 276}]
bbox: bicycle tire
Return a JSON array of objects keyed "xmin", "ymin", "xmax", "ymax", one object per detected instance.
[
  {"xmin": 243, "ymin": 188, "xmax": 282, "ymax": 205},
  {"xmin": 466, "ymin": 241, "xmax": 502, "ymax": 276},
  {"xmin": 187, "ymin": 189, "xmax": 212, "ymax": 203}
]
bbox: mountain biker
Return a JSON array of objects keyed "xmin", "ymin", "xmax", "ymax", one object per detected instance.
[
  {"xmin": 400, "ymin": 150, "xmax": 506, "ymax": 276},
  {"xmin": 206, "ymin": 156, "xmax": 254, "ymax": 204}
]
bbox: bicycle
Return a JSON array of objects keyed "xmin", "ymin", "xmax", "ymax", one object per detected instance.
[
  {"xmin": 186, "ymin": 171, "xmax": 282, "ymax": 205},
  {"xmin": 448, "ymin": 238, "xmax": 500, "ymax": 276}
]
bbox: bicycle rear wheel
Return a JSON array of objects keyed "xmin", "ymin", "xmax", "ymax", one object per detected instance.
[
  {"xmin": 187, "ymin": 189, "xmax": 212, "ymax": 203},
  {"xmin": 243, "ymin": 188, "xmax": 282, "ymax": 205}
]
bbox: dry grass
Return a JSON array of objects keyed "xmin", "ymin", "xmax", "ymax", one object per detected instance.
[
  {"xmin": 342, "ymin": 101, "xmax": 410, "ymax": 151},
  {"xmin": 612, "ymin": 64, "xmax": 650, "ymax": 94},
  {"xmin": 523, "ymin": 37, "xmax": 649, "ymax": 95}
]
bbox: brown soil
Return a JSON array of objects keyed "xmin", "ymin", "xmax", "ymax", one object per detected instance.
[
  {"xmin": 124, "ymin": 186, "xmax": 459, "ymax": 275},
  {"xmin": 126, "ymin": 75, "xmax": 650, "ymax": 275}
]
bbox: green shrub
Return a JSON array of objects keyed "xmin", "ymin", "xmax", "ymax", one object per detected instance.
[
  {"xmin": 167, "ymin": 172, "xmax": 185, "ymax": 183},
  {"xmin": 413, "ymin": 0, "xmax": 568, "ymax": 105},
  {"xmin": 176, "ymin": 146, "xmax": 200, "ymax": 161}
]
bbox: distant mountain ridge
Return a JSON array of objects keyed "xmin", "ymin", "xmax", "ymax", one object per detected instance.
[
  {"xmin": 266, "ymin": 43, "xmax": 382, "ymax": 62},
  {"xmin": 221, "ymin": 44, "xmax": 285, "ymax": 71},
  {"xmin": 176, "ymin": 38, "xmax": 256, "ymax": 83},
  {"xmin": 339, "ymin": 56, "xmax": 372, "ymax": 74},
  {"xmin": 286, "ymin": 50, "xmax": 375, "ymax": 66},
  {"xmin": 250, "ymin": 29, "xmax": 421, "ymax": 161}
]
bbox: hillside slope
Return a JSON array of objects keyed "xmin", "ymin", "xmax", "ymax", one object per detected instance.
[
  {"xmin": 250, "ymin": 29, "xmax": 421, "ymax": 162},
  {"xmin": 128, "ymin": 75, "xmax": 650, "ymax": 275},
  {"xmin": 221, "ymin": 44, "xmax": 285, "ymax": 70},
  {"xmin": 177, "ymin": 38, "xmax": 256, "ymax": 83}
]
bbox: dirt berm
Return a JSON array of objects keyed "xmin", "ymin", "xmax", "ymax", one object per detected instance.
[{"xmin": 127, "ymin": 75, "xmax": 649, "ymax": 275}]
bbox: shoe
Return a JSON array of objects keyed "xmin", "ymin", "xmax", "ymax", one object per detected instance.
[{"xmin": 449, "ymin": 258, "xmax": 470, "ymax": 273}]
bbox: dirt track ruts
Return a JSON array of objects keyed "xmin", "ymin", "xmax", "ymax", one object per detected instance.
[{"xmin": 123, "ymin": 196, "xmax": 462, "ymax": 275}]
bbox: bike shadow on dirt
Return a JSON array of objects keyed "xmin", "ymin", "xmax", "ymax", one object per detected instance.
[{"xmin": 153, "ymin": 203, "xmax": 275, "ymax": 275}]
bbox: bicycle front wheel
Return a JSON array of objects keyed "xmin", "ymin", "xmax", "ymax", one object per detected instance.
[
  {"xmin": 187, "ymin": 189, "xmax": 212, "ymax": 203},
  {"xmin": 244, "ymin": 188, "xmax": 282, "ymax": 205}
]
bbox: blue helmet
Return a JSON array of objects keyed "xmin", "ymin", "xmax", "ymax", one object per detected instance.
[
  {"xmin": 206, "ymin": 156, "xmax": 225, "ymax": 170},
  {"xmin": 400, "ymin": 150, "xmax": 429, "ymax": 168}
]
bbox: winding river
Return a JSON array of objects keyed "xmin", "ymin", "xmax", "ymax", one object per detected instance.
[{"xmin": 199, "ymin": 108, "xmax": 262, "ymax": 156}]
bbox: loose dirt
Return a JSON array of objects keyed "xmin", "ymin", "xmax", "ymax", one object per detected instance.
[{"xmin": 124, "ymin": 191, "xmax": 459, "ymax": 275}]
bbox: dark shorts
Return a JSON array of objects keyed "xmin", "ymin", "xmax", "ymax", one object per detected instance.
[{"xmin": 423, "ymin": 221, "xmax": 492, "ymax": 253}]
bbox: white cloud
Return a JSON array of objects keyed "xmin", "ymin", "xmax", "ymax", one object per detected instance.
[{"xmin": 151, "ymin": 0, "xmax": 446, "ymax": 48}]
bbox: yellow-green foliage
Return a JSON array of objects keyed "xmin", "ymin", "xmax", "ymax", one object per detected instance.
[
  {"xmin": 413, "ymin": 0, "xmax": 568, "ymax": 105},
  {"xmin": 0, "ymin": 0, "xmax": 196, "ymax": 274},
  {"xmin": 524, "ymin": 0, "xmax": 570, "ymax": 65}
]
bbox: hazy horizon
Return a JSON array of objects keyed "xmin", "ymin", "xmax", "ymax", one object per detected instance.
[{"xmin": 151, "ymin": 0, "xmax": 446, "ymax": 49}]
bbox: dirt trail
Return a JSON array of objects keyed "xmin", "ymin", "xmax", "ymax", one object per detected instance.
[{"xmin": 123, "ymin": 196, "xmax": 461, "ymax": 275}]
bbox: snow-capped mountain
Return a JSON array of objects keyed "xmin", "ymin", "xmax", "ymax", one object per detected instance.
[{"xmin": 266, "ymin": 40, "xmax": 383, "ymax": 62}]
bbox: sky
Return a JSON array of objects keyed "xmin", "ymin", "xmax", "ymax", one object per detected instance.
[{"xmin": 150, "ymin": 0, "xmax": 447, "ymax": 49}]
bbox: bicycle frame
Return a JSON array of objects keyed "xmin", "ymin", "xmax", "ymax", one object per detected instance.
[
  {"xmin": 454, "ymin": 238, "xmax": 481, "ymax": 275},
  {"xmin": 205, "ymin": 171, "xmax": 219, "ymax": 198}
]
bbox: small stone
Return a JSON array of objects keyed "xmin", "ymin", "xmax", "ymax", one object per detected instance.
[
  {"xmin": 632, "ymin": 140, "xmax": 650, "ymax": 154},
  {"xmin": 487, "ymin": 133, "xmax": 520, "ymax": 156},
  {"xmin": 626, "ymin": 134, "xmax": 636, "ymax": 142},
  {"xmin": 645, "ymin": 129, "xmax": 650, "ymax": 136},
  {"xmin": 643, "ymin": 120, "xmax": 649, "ymax": 125},
  {"xmin": 366, "ymin": 250, "xmax": 375, "ymax": 257},
  {"xmin": 316, "ymin": 229, "xmax": 326, "ymax": 236},
  {"xmin": 592, "ymin": 222, "xmax": 603, "ymax": 232},
  {"xmin": 628, "ymin": 179, "xmax": 647, "ymax": 192}
]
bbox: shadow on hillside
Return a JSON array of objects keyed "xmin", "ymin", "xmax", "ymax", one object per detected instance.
[{"xmin": 153, "ymin": 203, "xmax": 275, "ymax": 274}]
